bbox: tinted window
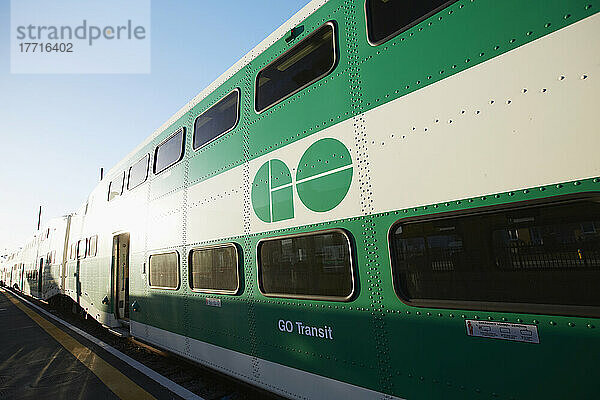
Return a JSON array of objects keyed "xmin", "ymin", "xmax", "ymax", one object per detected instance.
[
  {"xmin": 128, "ymin": 154, "xmax": 149, "ymax": 190},
  {"xmin": 154, "ymin": 129, "xmax": 185, "ymax": 174},
  {"xmin": 88, "ymin": 236, "xmax": 98, "ymax": 257},
  {"xmin": 189, "ymin": 244, "xmax": 239, "ymax": 293},
  {"xmin": 258, "ymin": 230, "xmax": 354, "ymax": 300},
  {"xmin": 108, "ymin": 172, "xmax": 124, "ymax": 201},
  {"xmin": 366, "ymin": 0, "xmax": 457, "ymax": 45},
  {"xmin": 389, "ymin": 196, "xmax": 600, "ymax": 316},
  {"xmin": 256, "ymin": 23, "xmax": 336, "ymax": 112},
  {"xmin": 194, "ymin": 90, "xmax": 240, "ymax": 150},
  {"xmin": 149, "ymin": 252, "xmax": 179, "ymax": 289}
]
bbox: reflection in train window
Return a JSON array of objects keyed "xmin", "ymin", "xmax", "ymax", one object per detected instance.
[
  {"xmin": 366, "ymin": 0, "xmax": 457, "ymax": 45},
  {"xmin": 255, "ymin": 23, "xmax": 336, "ymax": 112},
  {"xmin": 149, "ymin": 252, "xmax": 180, "ymax": 289},
  {"xmin": 189, "ymin": 244, "xmax": 240, "ymax": 293},
  {"xmin": 154, "ymin": 128, "xmax": 185, "ymax": 175},
  {"xmin": 389, "ymin": 195, "xmax": 600, "ymax": 316},
  {"xmin": 258, "ymin": 229, "xmax": 354, "ymax": 300},
  {"xmin": 194, "ymin": 90, "xmax": 240, "ymax": 150}
]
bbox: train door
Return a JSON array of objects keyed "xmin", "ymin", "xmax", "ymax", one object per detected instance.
[
  {"xmin": 38, "ymin": 258, "xmax": 44, "ymax": 296},
  {"xmin": 112, "ymin": 233, "xmax": 130, "ymax": 321}
]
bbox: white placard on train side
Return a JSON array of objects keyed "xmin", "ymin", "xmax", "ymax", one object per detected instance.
[
  {"xmin": 465, "ymin": 320, "xmax": 540, "ymax": 344},
  {"xmin": 206, "ymin": 298, "xmax": 221, "ymax": 307}
]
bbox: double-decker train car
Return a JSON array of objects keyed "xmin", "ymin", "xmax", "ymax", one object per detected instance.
[
  {"xmin": 1, "ymin": 216, "xmax": 71, "ymax": 299},
  {"xmin": 4, "ymin": 0, "xmax": 600, "ymax": 398},
  {"xmin": 3, "ymin": 247, "xmax": 24, "ymax": 291},
  {"xmin": 0, "ymin": 251, "xmax": 22, "ymax": 289}
]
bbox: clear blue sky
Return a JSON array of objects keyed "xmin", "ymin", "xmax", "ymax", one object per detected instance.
[{"xmin": 0, "ymin": 0, "xmax": 310, "ymax": 251}]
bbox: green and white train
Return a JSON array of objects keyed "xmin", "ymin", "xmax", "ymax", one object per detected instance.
[{"xmin": 2, "ymin": 0, "xmax": 599, "ymax": 398}]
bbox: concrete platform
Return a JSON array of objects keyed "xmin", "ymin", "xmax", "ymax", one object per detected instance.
[{"xmin": 0, "ymin": 289, "xmax": 188, "ymax": 400}]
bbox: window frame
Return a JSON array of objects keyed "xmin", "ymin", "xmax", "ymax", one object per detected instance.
[
  {"xmin": 87, "ymin": 235, "xmax": 98, "ymax": 258},
  {"xmin": 257, "ymin": 228, "xmax": 356, "ymax": 302},
  {"xmin": 193, "ymin": 88, "xmax": 241, "ymax": 151},
  {"xmin": 387, "ymin": 193, "xmax": 600, "ymax": 317},
  {"xmin": 364, "ymin": 0, "xmax": 459, "ymax": 46},
  {"xmin": 254, "ymin": 21, "xmax": 338, "ymax": 114},
  {"xmin": 188, "ymin": 243, "xmax": 241, "ymax": 295},
  {"xmin": 77, "ymin": 239, "xmax": 87, "ymax": 260},
  {"xmin": 69, "ymin": 243, "xmax": 76, "ymax": 260},
  {"xmin": 127, "ymin": 153, "xmax": 150, "ymax": 191},
  {"xmin": 148, "ymin": 251, "xmax": 181, "ymax": 290},
  {"xmin": 153, "ymin": 128, "xmax": 186, "ymax": 175}
]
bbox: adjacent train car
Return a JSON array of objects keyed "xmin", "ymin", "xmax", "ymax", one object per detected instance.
[
  {"xmin": 3, "ymin": 248, "xmax": 23, "ymax": 290},
  {"xmin": 37, "ymin": 216, "xmax": 71, "ymax": 300},
  {"xmin": 2, "ymin": 216, "xmax": 71, "ymax": 300},
  {"xmin": 7, "ymin": 0, "xmax": 600, "ymax": 398}
]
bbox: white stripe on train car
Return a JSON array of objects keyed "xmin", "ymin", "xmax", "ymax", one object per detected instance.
[
  {"xmin": 131, "ymin": 320, "xmax": 406, "ymax": 400},
  {"xmin": 182, "ymin": 12, "xmax": 600, "ymax": 243}
]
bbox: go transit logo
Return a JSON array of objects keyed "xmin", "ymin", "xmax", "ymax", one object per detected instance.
[{"xmin": 251, "ymin": 138, "xmax": 353, "ymax": 223}]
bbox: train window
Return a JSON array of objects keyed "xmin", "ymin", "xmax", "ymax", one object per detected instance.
[
  {"xmin": 128, "ymin": 154, "xmax": 149, "ymax": 190},
  {"xmin": 189, "ymin": 244, "xmax": 240, "ymax": 293},
  {"xmin": 389, "ymin": 195, "xmax": 600, "ymax": 317},
  {"xmin": 366, "ymin": 0, "xmax": 457, "ymax": 45},
  {"xmin": 87, "ymin": 235, "xmax": 98, "ymax": 258},
  {"xmin": 255, "ymin": 22, "xmax": 336, "ymax": 112},
  {"xmin": 154, "ymin": 128, "xmax": 185, "ymax": 175},
  {"xmin": 149, "ymin": 252, "xmax": 180, "ymax": 289},
  {"xmin": 258, "ymin": 229, "xmax": 354, "ymax": 300},
  {"xmin": 108, "ymin": 172, "xmax": 125, "ymax": 201},
  {"xmin": 69, "ymin": 243, "xmax": 76, "ymax": 260},
  {"xmin": 77, "ymin": 239, "xmax": 87, "ymax": 260},
  {"xmin": 194, "ymin": 90, "xmax": 240, "ymax": 150}
]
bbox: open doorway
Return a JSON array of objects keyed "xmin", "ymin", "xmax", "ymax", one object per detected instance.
[{"xmin": 112, "ymin": 233, "xmax": 130, "ymax": 321}]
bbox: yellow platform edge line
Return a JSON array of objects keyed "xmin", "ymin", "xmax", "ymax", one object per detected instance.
[{"xmin": 2, "ymin": 290, "xmax": 156, "ymax": 400}]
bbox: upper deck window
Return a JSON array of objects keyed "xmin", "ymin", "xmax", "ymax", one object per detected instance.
[
  {"xmin": 69, "ymin": 243, "xmax": 76, "ymax": 260},
  {"xmin": 154, "ymin": 128, "xmax": 185, "ymax": 175},
  {"xmin": 366, "ymin": 0, "xmax": 457, "ymax": 45},
  {"xmin": 255, "ymin": 23, "xmax": 336, "ymax": 112},
  {"xmin": 108, "ymin": 172, "xmax": 125, "ymax": 201},
  {"xmin": 389, "ymin": 195, "xmax": 600, "ymax": 317},
  {"xmin": 128, "ymin": 154, "xmax": 149, "ymax": 190},
  {"xmin": 77, "ymin": 239, "xmax": 87, "ymax": 260},
  {"xmin": 87, "ymin": 235, "xmax": 98, "ymax": 257},
  {"xmin": 194, "ymin": 90, "xmax": 240, "ymax": 150}
]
